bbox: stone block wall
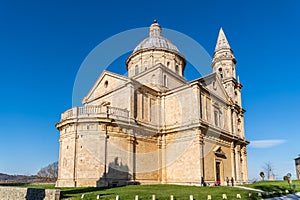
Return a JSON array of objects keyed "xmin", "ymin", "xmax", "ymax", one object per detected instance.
[{"xmin": 0, "ymin": 186, "xmax": 60, "ymax": 200}]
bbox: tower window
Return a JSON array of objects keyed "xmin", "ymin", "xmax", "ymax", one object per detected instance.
[
  {"xmin": 135, "ymin": 65, "xmax": 139, "ymax": 75},
  {"xmin": 167, "ymin": 61, "xmax": 170, "ymax": 67},
  {"xmin": 218, "ymin": 68, "xmax": 223, "ymax": 78},
  {"xmin": 175, "ymin": 65, "xmax": 179, "ymax": 74},
  {"xmin": 104, "ymin": 80, "xmax": 108, "ymax": 88}
]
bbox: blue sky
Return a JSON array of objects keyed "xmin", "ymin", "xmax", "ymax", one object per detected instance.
[{"xmin": 0, "ymin": 0, "xmax": 299, "ymax": 180}]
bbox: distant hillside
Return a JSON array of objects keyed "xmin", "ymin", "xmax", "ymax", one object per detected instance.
[
  {"xmin": 0, "ymin": 173, "xmax": 28, "ymax": 181},
  {"xmin": 0, "ymin": 173, "xmax": 11, "ymax": 180},
  {"xmin": 0, "ymin": 173, "xmax": 53, "ymax": 185}
]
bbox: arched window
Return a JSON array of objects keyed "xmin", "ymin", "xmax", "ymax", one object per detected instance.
[
  {"xmin": 218, "ymin": 68, "xmax": 223, "ymax": 78},
  {"xmin": 135, "ymin": 65, "xmax": 139, "ymax": 75},
  {"xmin": 175, "ymin": 65, "xmax": 179, "ymax": 74}
]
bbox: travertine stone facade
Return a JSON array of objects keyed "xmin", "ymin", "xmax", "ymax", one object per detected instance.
[
  {"xmin": 56, "ymin": 21, "xmax": 249, "ymax": 187},
  {"xmin": 295, "ymin": 156, "xmax": 300, "ymax": 180}
]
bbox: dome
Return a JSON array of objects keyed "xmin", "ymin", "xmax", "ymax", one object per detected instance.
[
  {"xmin": 133, "ymin": 21, "xmax": 181, "ymax": 54},
  {"xmin": 126, "ymin": 20, "xmax": 186, "ymax": 78}
]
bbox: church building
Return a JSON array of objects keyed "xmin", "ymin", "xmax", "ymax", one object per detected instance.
[
  {"xmin": 56, "ymin": 21, "xmax": 249, "ymax": 187},
  {"xmin": 295, "ymin": 156, "xmax": 300, "ymax": 180}
]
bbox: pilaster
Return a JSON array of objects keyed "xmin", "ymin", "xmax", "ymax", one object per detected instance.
[
  {"xmin": 234, "ymin": 144, "xmax": 241, "ymax": 182},
  {"xmin": 161, "ymin": 134, "xmax": 167, "ymax": 183},
  {"xmin": 127, "ymin": 134, "xmax": 136, "ymax": 182},
  {"xmin": 230, "ymin": 142, "xmax": 236, "ymax": 180},
  {"xmin": 241, "ymin": 146, "xmax": 248, "ymax": 182},
  {"xmin": 197, "ymin": 129, "xmax": 205, "ymax": 179}
]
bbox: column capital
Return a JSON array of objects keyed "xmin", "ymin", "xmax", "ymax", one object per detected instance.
[
  {"xmin": 241, "ymin": 146, "xmax": 247, "ymax": 155},
  {"xmin": 127, "ymin": 135, "xmax": 136, "ymax": 144}
]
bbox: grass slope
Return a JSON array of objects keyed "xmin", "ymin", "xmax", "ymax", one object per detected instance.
[
  {"xmin": 20, "ymin": 180, "xmax": 300, "ymax": 200},
  {"xmin": 246, "ymin": 180, "xmax": 300, "ymax": 193},
  {"xmin": 60, "ymin": 184, "xmax": 251, "ymax": 200}
]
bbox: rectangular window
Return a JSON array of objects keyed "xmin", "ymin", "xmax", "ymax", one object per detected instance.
[
  {"xmin": 141, "ymin": 94, "xmax": 144, "ymax": 119},
  {"xmin": 145, "ymin": 95, "xmax": 149, "ymax": 121},
  {"xmin": 163, "ymin": 75, "xmax": 167, "ymax": 87},
  {"xmin": 214, "ymin": 111, "xmax": 219, "ymax": 127},
  {"xmin": 134, "ymin": 90, "xmax": 137, "ymax": 119},
  {"xmin": 135, "ymin": 65, "xmax": 139, "ymax": 75},
  {"xmin": 206, "ymin": 97, "xmax": 211, "ymax": 121}
]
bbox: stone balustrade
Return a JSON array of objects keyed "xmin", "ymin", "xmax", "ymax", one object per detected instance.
[{"xmin": 61, "ymin": 105, "xmax": 129, "ymax": 121}]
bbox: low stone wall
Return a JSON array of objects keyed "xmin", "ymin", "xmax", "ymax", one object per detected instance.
[{"xmin": 0, "ymin": 186, "xmax": 60, "ymax": 200}]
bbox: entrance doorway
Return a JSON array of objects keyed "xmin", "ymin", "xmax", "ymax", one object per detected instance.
[{"xmin": 216, "ymin": 162, "xmax": 221, "ymax": 185}]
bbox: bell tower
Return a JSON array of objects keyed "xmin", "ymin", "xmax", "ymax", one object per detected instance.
[{"xmin": 212, "ymin": 28, "xmax": 242, "ymax": 106}]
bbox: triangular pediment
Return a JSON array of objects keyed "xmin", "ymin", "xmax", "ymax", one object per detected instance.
[
  {"xmin": 133, "ymin": 63, "xmax": 188, "ymax": 92},
  {"xmin": 197, "ymin": 73, "xmax": 230, "ymax": 103},
  {"xmin": 82, "ymin": 70, "xmax": 129, "ymax": 104},
  {"xmin": 213, "ymin": 145, "xmax": 226, "ymax": 158}
]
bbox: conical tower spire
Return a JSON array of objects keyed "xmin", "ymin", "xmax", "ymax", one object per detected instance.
[
  {"xmin": 214, "ymin": 27, "xmax": 231, "ymax": 52},
  {"xmin": 212, "ymin": 27, "xmax": 242, "ymax": 107}
]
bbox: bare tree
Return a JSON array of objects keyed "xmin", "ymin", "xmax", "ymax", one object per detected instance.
[
  {"xmin": 263, "ymin": 162, "xmax": 275, "ymax": 180},
  {"xmin": 37, "ymin": 161, "xmax": 58, "ymax": 180}
]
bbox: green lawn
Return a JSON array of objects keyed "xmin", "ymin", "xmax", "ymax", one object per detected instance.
[
  {"xmin": 59, "ymin": 184, "xmax": 253, "ymax": 200},
  {"xmin": 246, "ymin": 180, "xmax": 300, "ymax": 193},
  {"xmin": 20, "ymin": 180, "xmax": 300, "ymax": 200}
]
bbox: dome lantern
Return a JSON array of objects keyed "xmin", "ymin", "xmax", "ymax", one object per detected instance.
[{"xmin": 149, "ymin": 20, "xmax": 162, "ymax": 37}]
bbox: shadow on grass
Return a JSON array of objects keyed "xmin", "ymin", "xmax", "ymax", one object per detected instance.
[
  {"xmin": 0, "ymin": 183, "xmax": 27, "ymax": 186},
  {"xmin": 61, "ymin": 187, "xmax": 103, "ymax": 195},
  {"xmin": 254, "ymin": 185, "xmax": 279, "ymax": 191},
  {"xmin": 60, "ymin": 187, "xmax": 117, "ymax": 199}
]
